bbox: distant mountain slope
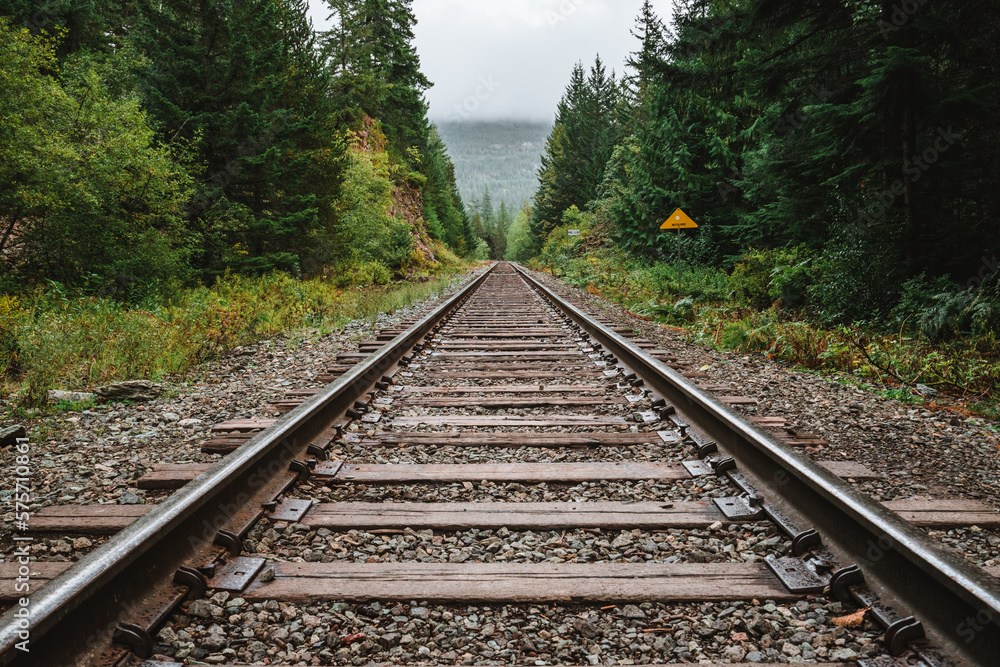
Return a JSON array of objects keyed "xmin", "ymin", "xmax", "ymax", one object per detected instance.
[{"xmin": 434, "ymin": 120, "xmax": 552, "ymax": 211}]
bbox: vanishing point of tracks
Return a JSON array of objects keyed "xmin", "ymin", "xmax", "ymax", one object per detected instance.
[{"xmin": 1, "ymin": 262, "xmax": 998, "ymax": 666}]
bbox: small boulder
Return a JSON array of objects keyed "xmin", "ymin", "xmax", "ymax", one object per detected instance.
[
  {"xmin": 0, "ymin": 425, "xmax": 26, "ymax": 448},
  {"xmin": 47, "ymin": 390, "xmax": 96, "ymax": 404},
  {"xmin": 95, "ymin": 380, "xmax": 163, "ymax": 402}
]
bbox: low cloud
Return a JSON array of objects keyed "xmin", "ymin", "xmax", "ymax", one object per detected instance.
[{"xmin": 308, "ymin": 0, "xmax": 674, "ymax": 122}]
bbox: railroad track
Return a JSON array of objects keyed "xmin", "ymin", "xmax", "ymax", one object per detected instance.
[{"xmin": 1, "ymin": 262, "xmax": 998, "ymax": 666}]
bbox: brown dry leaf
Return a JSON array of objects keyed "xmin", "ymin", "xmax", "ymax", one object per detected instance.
[{"xmin": 831, "ymin": 607, "xmax": 871, "ymax": 628}]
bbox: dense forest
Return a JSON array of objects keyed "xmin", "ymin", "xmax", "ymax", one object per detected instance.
[
  {"xmin": 0, "ymin": 0, "xmax": 478, "ymax": 300},
  {"xmin": 435, "ymin": 121, "xmax": 551, "ymax": 213},
  {"xmin": 522, "ymin": 0, "xmax": 1000, "ymax": 334}
]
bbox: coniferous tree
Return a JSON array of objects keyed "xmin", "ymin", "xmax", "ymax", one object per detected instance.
[
  {"xmin": 624, "ymin": 0, "xmax": 668, "ymax": 114},
  {"xmin": 532, "ymin": 57, "xmax": 622, "ymax": 242},
  {"xmin": 133, "ymin": 0, "xmax": 344, "ymax": 276},
  {"xmin": 324, "ymin": 0, "xmax": 430, "ymax": 157}
]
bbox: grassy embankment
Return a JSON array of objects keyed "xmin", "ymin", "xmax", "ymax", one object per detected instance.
[
  {"xmin": 1, "ymin": 260, "xmax": 474, "ymax": 412},
  {"xmin": 533, "ymin": 243, "xmax": 1000, "ymax": 421}
]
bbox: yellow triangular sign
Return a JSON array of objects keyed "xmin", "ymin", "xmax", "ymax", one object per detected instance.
[{"xmin": 660, "ymin": 208, "xmax": 698, "ymax": 230}]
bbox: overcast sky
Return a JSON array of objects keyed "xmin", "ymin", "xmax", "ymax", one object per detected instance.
[{"xmin": 307, "ymin": 0, "xmax": 674, "ymax": 123}]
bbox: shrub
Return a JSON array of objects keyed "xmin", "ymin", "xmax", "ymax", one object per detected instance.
[
  {"xmin": 334, "ymin": 150, "xmax": 414, "ymax": 276},
  {"xmin": 730, "ymin": 246, "xmax": 814, "ymax": 311},
  {"xmin": 808, "ymin": 231, "xmax": 902, "ymax": 325}
]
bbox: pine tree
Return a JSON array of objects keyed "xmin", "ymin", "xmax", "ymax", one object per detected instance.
[
  {"xmin": 134, "ymin": 0, "xmax": 343, "ymax": 276},
  {"xmin": 624, "ymin": 0, "xmax": 668, "ymax": 113},
  {"xmin": 324, "ymin": 0, "xmax": 430, "ymax": 157},
  {"xmin": 532, "ymin": 57, "xmax": 622, "ymax": 243}
]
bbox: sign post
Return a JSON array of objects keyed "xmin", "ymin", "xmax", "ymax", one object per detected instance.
[{"xmin": 659, "ymin": 209, "xmax": 698, "ymax": 298}]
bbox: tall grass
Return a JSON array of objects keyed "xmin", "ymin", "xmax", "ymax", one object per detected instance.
[{"xmin": 1, "ymin": 269, "xmax": 469, "ymax": 407}]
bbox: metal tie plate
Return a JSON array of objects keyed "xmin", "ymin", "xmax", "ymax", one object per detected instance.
[
  {"xmin": 266, "ymin": 498, "xmax": 313, "ymax": 522},
  {"xmin": 312, "ymin": 460, "xmax": 344, "ymax": 478},
  {"xmin": 633, "ymin": 410, "xmax": 660, "ymax": 423},
  {"xmin": 713, "ymin": 496, "xmax": 765, "ymax": 521},
  {"xmin": 682, "ymin": 460, "xmax": 714, "ymax": 477},
  {"xmin": 656, "ymin": 430, "xmax": 682, "ymax": 444},
  {"xmin": 211, "ymin": 556, "xmax": 267, "ymax": 592},
  {"xmin": 764, "ymin": 555, "xmax": 827, "ymax": 594}
]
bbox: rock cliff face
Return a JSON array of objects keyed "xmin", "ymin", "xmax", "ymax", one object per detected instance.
[
  {"xmin": 353, "ymin": 116, "xmax": 436, "ymax": 265},
  {"xmin": 390, "ymin": 178, "xmax": 436, "ymax": 264}
]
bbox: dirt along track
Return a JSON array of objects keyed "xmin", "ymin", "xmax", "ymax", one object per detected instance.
[{"xmin": 1, "ymin": 262, "xmax": 998, "ymax": 667}]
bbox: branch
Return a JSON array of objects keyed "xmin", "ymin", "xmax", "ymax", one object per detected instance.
[
  {"xmin": 847, "ymin": 336, "xmax": 914, "ymax": 390},
  {"xmin": 0, "ymin": 215, "xmax": 20, "ymax": 256}
]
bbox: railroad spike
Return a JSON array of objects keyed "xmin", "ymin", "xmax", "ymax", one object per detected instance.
[
  {"xmin": 791, "ymin": 528, "xmax": 823, "ymax": 555},
  {"xmin": 829, "ymin": 564, "xmax": 866, "ymax": 602},
  {"xmin": 213, "ymin": 530, "xmax": 243, "ymax": 557},
  {"xmin": 885, "ymin": 617, "xmax": 925, "ymax": 656},
  {"xmin": 113, "ymin": 623, "xmax": 154, "ymax": 659},
  {"xmin": 173, "ymin": 565, "xmax": 208, "ymax": 600}
]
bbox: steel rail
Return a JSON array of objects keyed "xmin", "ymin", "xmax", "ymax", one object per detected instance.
[
  {"xmin": 514, "ymin": 263, "xmax": 1000, "ymax": 666},
  {"xmin": 0, "ymin": 266, "xmax": 493, "ymax": 666}
]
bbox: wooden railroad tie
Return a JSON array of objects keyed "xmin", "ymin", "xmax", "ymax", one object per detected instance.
[{"xmin": 27, "ymin": 496, "xmax": 996, "ymax": 536}]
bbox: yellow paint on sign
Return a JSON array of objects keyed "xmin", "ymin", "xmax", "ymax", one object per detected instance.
[{"xmin": 659, "ymin": 208, "xmax": 698, "ymax": 229}]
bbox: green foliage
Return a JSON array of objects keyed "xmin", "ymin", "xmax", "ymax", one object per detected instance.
[
  {"xmin": 730, "ymin": 246, "xmax": 814, "ymax": 311},
  {"xmin": 0, "ymin": 22, "xmax": 193, "ymax": 299},
  {"xmin": 526, "ymin": 0, "xmax": 1000, "ymax": 329},
  {"xmin": 472, "ymin": 238, "xmax": 490, "ymax": 261},
  {"xmin": 533, "ymin": 57, "xmax": 625, "ymax": 241},
  {"xmin": 504, "ymin": 205, "xmax": 536, "ymax": 262},
  {"xmin": 334, "ymin": 150, "xmax": 414, "ymax": 277},
  {"xmin": 3, "ymin": 269, "xmax": 466, "ymax": 405},
  {"xmin": 891, "ymin": 273, "xmax": 1000, "ymax": 342},
  {"xmin": 808, "ymin": 231, "xmax": 904, "ymax": 325}
]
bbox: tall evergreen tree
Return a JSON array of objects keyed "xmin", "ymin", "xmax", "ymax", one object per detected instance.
[
  {"xmin": 624, "ymin": 0, "xmax": 668, "ymax": 113},
  {"xmin": 133, "ymin": 0, "xmax": 344, "ymax": 276},
  {"xmin": 323, "ymin": 0, "xmax": 430, "ymax": 157},
  {"xmin": 532, "ymin": 57, "xmax": 623, "ymax": 242}
]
